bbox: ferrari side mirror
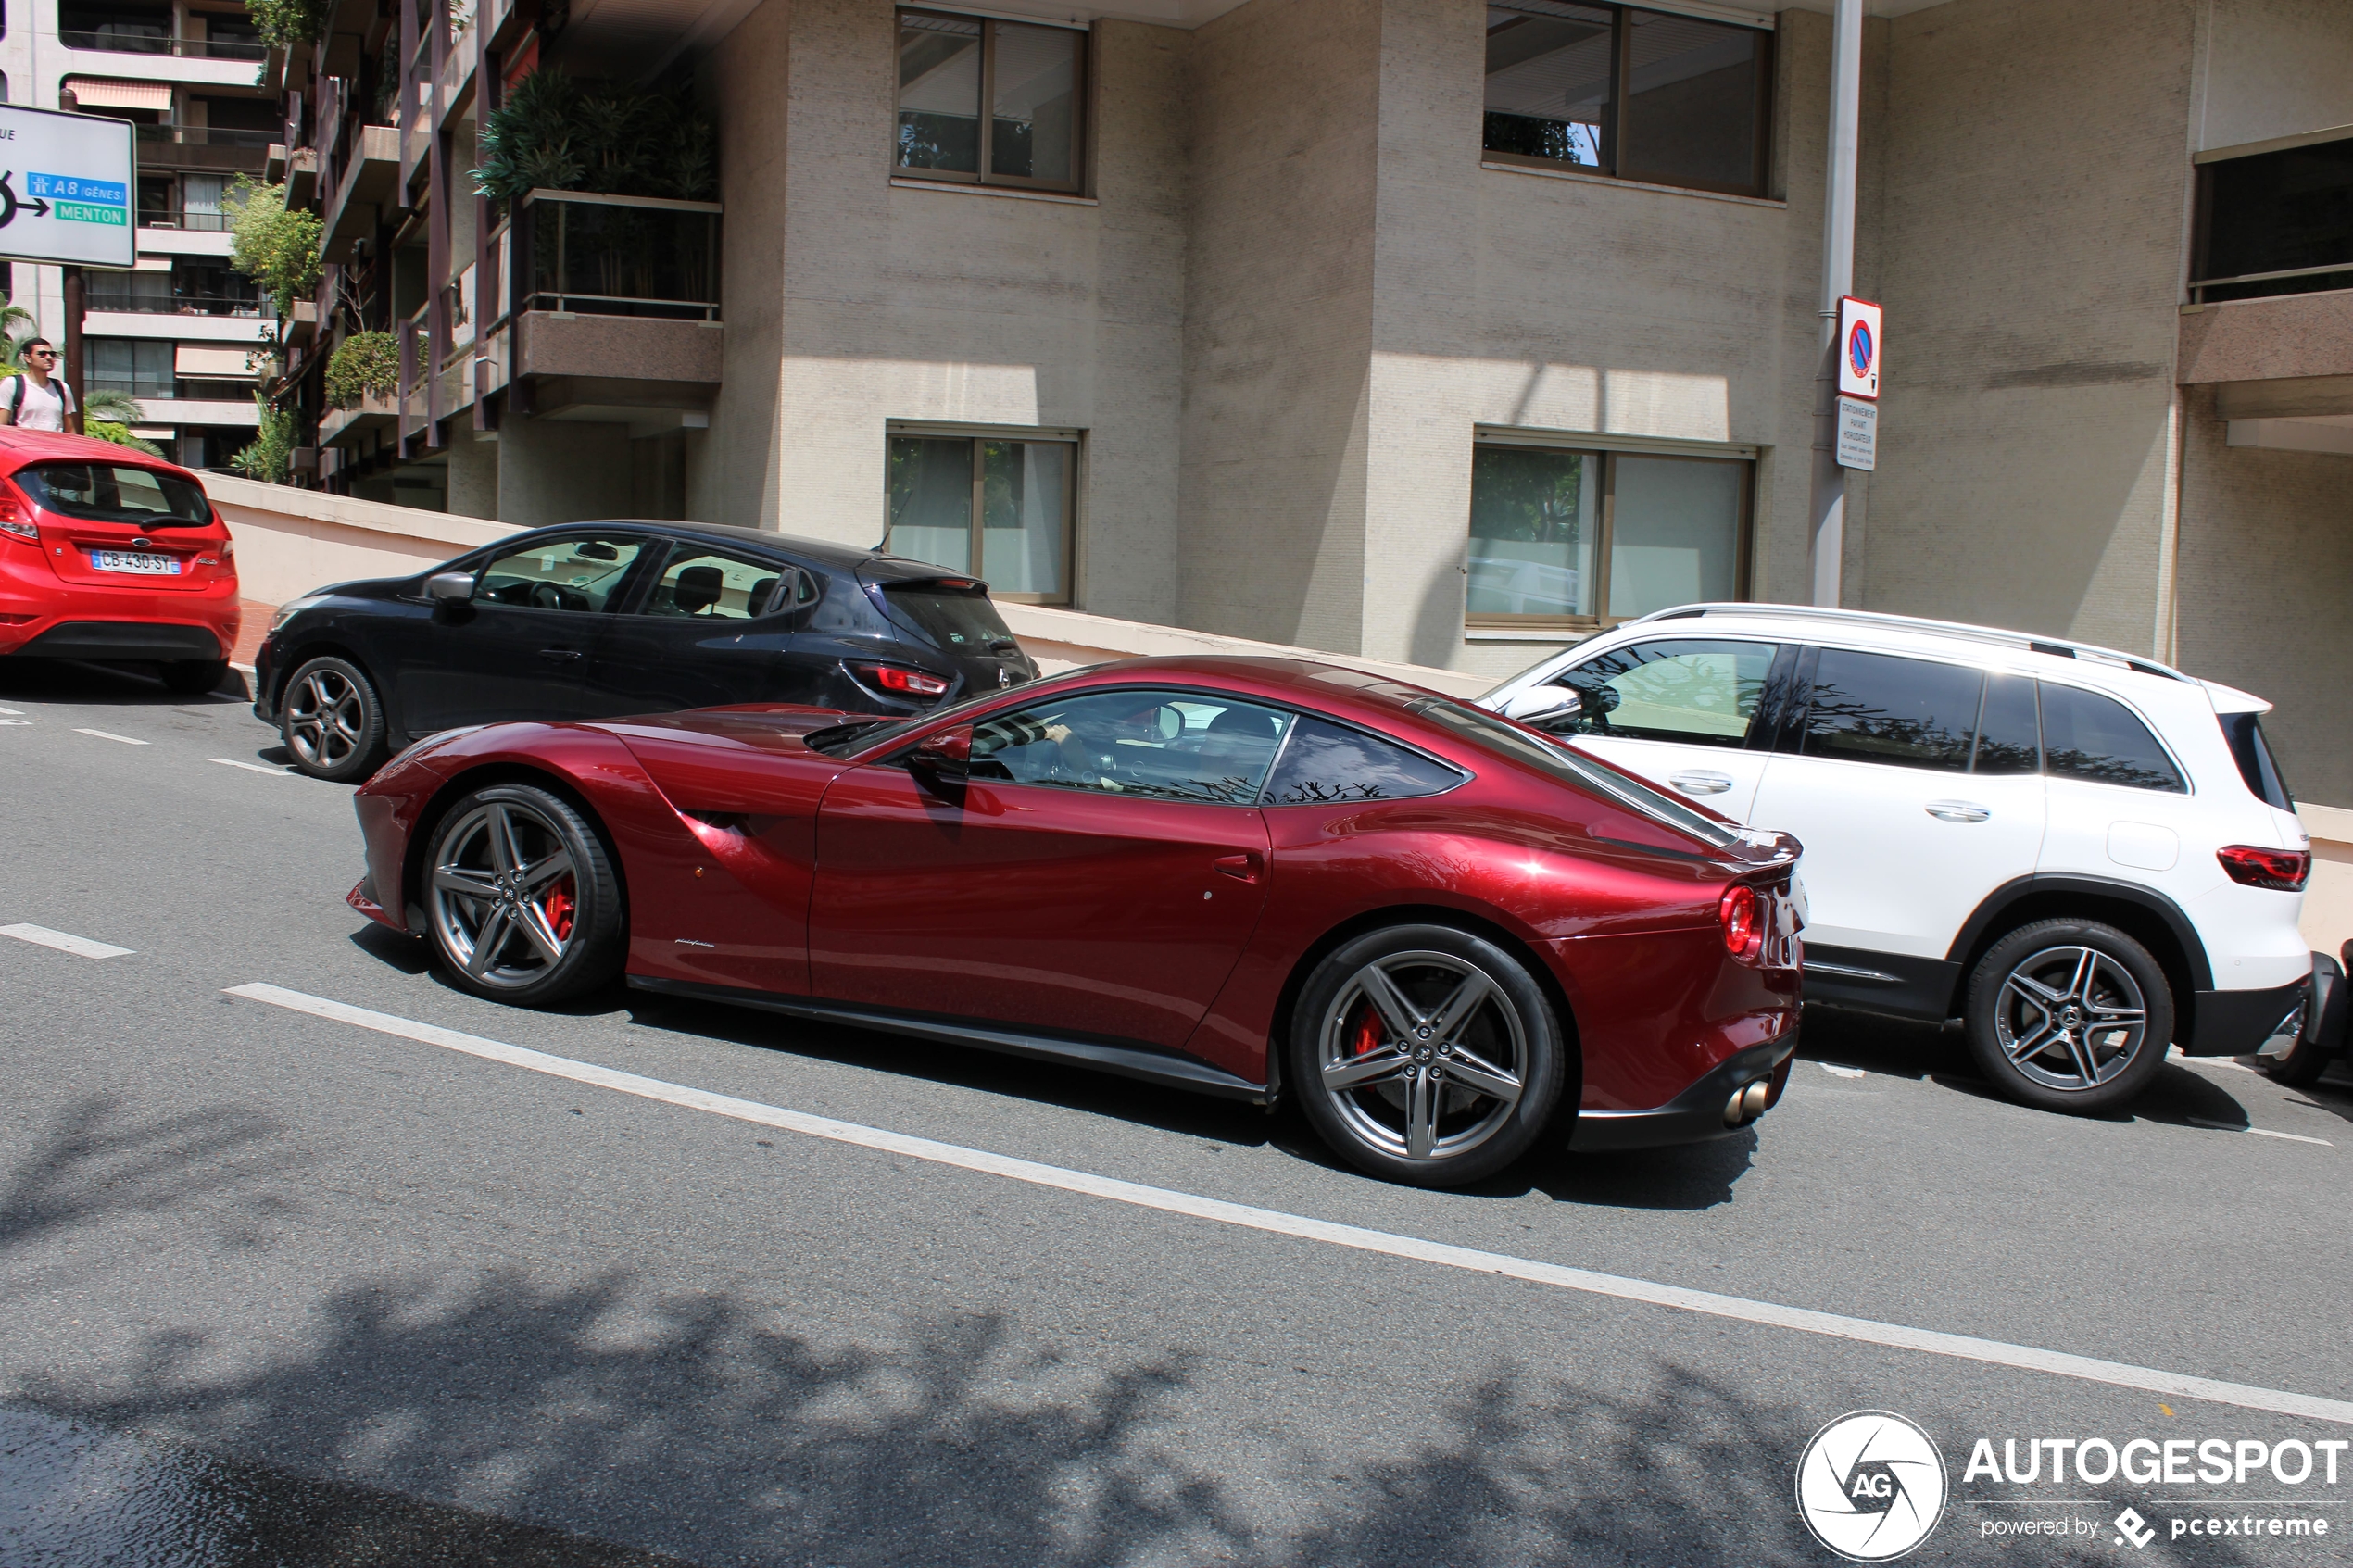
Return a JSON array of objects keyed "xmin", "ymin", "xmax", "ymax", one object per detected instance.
[{"xmin": 910, "ymin": 723, "xmax": 974, "ymax": 790}]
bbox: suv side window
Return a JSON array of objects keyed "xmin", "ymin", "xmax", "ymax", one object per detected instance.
[
  {"xmin": 476, "ymin": 533, "xmax": 645, "ymax": 612},
  {"xmin": 968, "ymin": 689, "xmax": 1292, "ymax": 804},
  {"xmin": 1538, "ymin": 638, "xmax": 1779, "ymax": 748},
  {"xmin": 2040, "ymin": 684, "xmax": 2185, "ymax": 793},
  {"xmin": 1799, "ymin": 649, "xmax": 1981, "ymax": 772}
]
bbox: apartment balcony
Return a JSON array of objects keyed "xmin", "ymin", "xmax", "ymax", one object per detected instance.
[
  {"xmin": 321, "ymin": 391, "xmax": 398, "ymax": 448},
  {"xmin": 323, "ymin": 123, "xmax": 403, "ymax": 259},
  {"xmin": 134, "ymin": 125, "xmax": 273, "ymax": 175},
  {"xmin": 83, "ymin": 306, "xmax": 274, "ymax": 345},
  {"xmin": 58, "ymin": 30, "xmax": 268, "ymax": 61},
  {"xmin": 2190, "ymin": 125, "xmax": 2353, "ymax": 305}
]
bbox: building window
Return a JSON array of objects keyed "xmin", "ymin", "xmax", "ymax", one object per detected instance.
[
  {"xmin": 887, "ymin": 430, "xmax": 1076, "ymax": 604},
  {"xmin": 2190, "ymin": 131, "xmax": 2353, "ymax": 303},
  {"xmin": 1484, "ymin": 3, "xmax": 1771, "ymax": 197},
  {"xmin": 87, "ymin": 339, "xmax": 176, "ymax": 400},
  {"xmin": 1466, "ymin": 443, "xmax": 1749, "ymax": 629},
  {"xmin": 896, "ymin": 8, "xmax": 1086, "ymax": 194}
]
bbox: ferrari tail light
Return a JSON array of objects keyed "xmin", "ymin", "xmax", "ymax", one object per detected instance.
[
  {"xmin": 1719, "ymin": 884, "xmax": 1763, "ymax": 963},
  {"xmin": 850, "ymin": 661, "xmax": 950, "ymax": 698},
  {"xmin": 2217, "ymin": 844, "xmax": 2309, "ymax": 891},
  {"xmin": 0, "ymin": 483, "xmax": 35, "ymax": 542}
]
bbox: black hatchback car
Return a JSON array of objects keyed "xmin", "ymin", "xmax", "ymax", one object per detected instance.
[{"xmin": 252, "ymin": 521, "xmax": 1038, "ymax": 781}]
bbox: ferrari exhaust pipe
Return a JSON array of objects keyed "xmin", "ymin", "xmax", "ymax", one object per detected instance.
[{"xmin": 1723, "ymin": 1079, "xmax": 1774, "ymax": 1127}]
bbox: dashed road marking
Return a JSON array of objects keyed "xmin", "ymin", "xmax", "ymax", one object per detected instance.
[
  {"xmin": 74, "ymin": 728, "xmax": 147, "ymax": 746},
  {"xmin": 210, "ymin": 757, "xmax": 291, "ymax": 775},
  {"xmin": 2186, "ymin": 1117, "xmax": 2332, "ymax": 1147},
  {"xmin": 0, "ymin": 704, "xmax": 23, "ymax": 714},
  {"xmin": 227, "ymin": 978, "xmax": 2353, "ymax": 1427},
  {"xmin": 1818, "ymin": 1062, "xmax": 1866, "ymax": 1079},
  {"xmin": 2, "ymin": 923, "xmax": 133, "ymax": 959}
]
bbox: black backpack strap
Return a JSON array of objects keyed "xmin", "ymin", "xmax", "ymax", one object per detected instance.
[
  {"xmin": 58, "ymin": 380, "xmax": 72, "ymax": 417},
  {"xmin": 6, "ymin": 376, "xmax": 19, "ymax": 421}
]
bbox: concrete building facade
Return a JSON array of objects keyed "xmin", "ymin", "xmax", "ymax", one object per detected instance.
[{"xmin": 271, "ymin": 0, "xmax": 2353, "ymax": 801}]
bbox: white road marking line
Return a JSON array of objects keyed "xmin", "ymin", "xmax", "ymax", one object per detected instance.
[
  {"xmin": 3, "ymin": 923, "xmax": 133, "ymax": 959},
  {"xmin": 209, "ymin": 757, "xmax": 291, "ymax": 775},
  {"xmin": 74, "ymin": 728, "xmax": 147, "ymax": 746},
  {"xmin": 226, "ymin": 979, "xmax": 2353, "ymax": 1426},
  {"xmin": 1818, "ymin": 1062, "xmax": 1866, "ymax": 1079},
  {"xmin": 0, "ymin": 704, "xmax": 23, "ymax": 715},
  {"xmin": 2186, "ymin": 1117, "xmax": 2332, "ymax": 1147}
]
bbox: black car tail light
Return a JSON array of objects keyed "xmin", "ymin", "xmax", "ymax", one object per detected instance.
[{"xmin": 849, "ymin": 660, "xmax": 951, "ymax": 699}]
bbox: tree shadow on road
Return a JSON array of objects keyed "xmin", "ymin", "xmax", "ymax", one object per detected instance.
[{"xmin": 0, "ymin": 1092, "xmax": 294, "ymax": 1261}]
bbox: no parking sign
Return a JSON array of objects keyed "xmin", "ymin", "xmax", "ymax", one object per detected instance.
[{"xmin": 1838, "ymin": 295, "xmax": 1881, "ymax": 399}]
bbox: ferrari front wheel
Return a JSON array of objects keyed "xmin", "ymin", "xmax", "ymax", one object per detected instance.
[
  {"xmin": 424, "ymin": 783, "xmax": 623, "ymax": 1006},
  {"xmin": 1290, "ymin": 924, "xmax": 1567, "ymax": 1187}
]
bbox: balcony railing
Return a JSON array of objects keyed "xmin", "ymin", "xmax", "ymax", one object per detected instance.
[
  {"xmin": 137, "ymin": 125, "xmax": 279, "ymax": 152},
  {"xmin": 134, "ymin": 207, "xmax": 229, "ymax": 232},
  {"xmin": 59, "ymin": 29, "xmax": 270, "ymax": 59},
  {"xmin": 2191, "ymin": 128, "xmax": 2353, "ymax": 304},
  {"xmin": 523, "ymin": 191, "xmax": 721, "ymax": 320},
  {"xmin": 86, "ymin": 292, "xmax": 266, "ymax": 317}
]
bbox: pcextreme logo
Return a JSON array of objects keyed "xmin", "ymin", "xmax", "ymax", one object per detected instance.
[{"xmin": 1796, "ymin": 1411, "xmax": 1950, "ymax": 1562}]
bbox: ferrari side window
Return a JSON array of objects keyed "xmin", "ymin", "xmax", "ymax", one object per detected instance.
[
  {"xmin": 476, "ymin": 535, "xmax": 645, "ymax": 612},
  {"xmin": 967, "ymin": 689, "xmax": 1292, "ymax": 805},
  {"xmin": 1261, "ymin": 718, "xmax": 1465, "ymax": 806}
]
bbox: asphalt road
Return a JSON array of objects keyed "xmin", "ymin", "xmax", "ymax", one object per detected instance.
[{"xmin": 4, "ymin": 658, "xmax": 2351, "ymax": 1567}]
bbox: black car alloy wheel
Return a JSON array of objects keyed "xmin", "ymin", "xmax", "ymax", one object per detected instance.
[{"xmin": 280, "ymin": 655, "xmax": 389, "ymax": 782}]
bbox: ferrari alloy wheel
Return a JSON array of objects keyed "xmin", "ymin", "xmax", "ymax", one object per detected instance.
[
  {"xmin": 425, "ymin": 784, "xmax": 623, "ymax": 1005},
  {"xmin": 1291, "ymin": 924, "xmax": 1566, "ymax": 1187},
  {"xmin": 1964, "ymin": 919, "xmax": 2171, "ymax": 1113},
  {"xmin": 281, "ymin": 655, "xmax": 388, "ymax": 782}
]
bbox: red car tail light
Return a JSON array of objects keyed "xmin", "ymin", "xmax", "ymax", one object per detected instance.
[
  {"xmin": 1719, "ymin": 884, "xmax": 1763, "ymax": 962},
  {"xmin": 850, "ymin": 661, "xmax": 951, "ymax": 698},
  {"xmin": 0, "ymin": 483, "xmax": 35, "ymax": 543},
  {"xmin": 2217, "ymin": 844, "xmax": 2309, "ymax": 891}
]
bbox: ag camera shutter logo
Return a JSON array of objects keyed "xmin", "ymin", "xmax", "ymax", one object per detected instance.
[{"xmin": 1796, "ymin": 1411, "xmax": 1949, "ymax": 1561}]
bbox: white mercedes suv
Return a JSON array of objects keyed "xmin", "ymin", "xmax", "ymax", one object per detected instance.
[{"xmin": 1478, "ymin": 605, "xmax": 2316, "ymax": 1113}]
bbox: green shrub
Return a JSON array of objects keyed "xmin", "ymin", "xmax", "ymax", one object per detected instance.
[
  {"xmin": 474, "ymin": 71, "xmax": 714, "ymax": 204},
  {"xmin": 231, "ymin": 395, "xmax": 298, "ymax": 482},
  {"xmin": 224, "ymin": 177, "xmax": 323, "ymax": 318},
  {"xmin": 323, "ymin": 330, "xmax": 399, "ymax": 408}
]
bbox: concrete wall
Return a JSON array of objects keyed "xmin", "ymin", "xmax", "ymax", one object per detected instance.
[
  {"xmin": 697, "ymin": 0, "xmax": 1190, "ymax": 621},
  {"xmin": 495, "ymin": 417, "xmax": 637, "ymax": 528},
  {"xmin": 1862, "ymin": 0, "xmax": 2197, "ymax": 659},
  {"xmin": 2196, "ymin": 0, "xmax": 2353, "ymax": 150}
]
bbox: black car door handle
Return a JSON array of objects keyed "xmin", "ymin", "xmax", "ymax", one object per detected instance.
[{"xmin": 538, "ymin": 647, "xmax": 584, "ymax": 663}]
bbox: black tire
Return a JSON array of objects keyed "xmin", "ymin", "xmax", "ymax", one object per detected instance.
[
  {"xmin": 161, "ymin": 659, "xmax": 231, "ymax": 696},
  {"xmin": 1289, "ymin": 923, "xmax": 1567, "ymax": 1187},
  {"xmin": 279, "ymin": 655, "xmax": 389, "ymax": 782},
  {"xmin": 1964, "ymin": 919, "xmax": 2172, "ymax": 1113},
  {"xmin": 422, "ymin": 783, "xmax": 625, "ymax": 1006},
  {"xmin": 2262, "ymin": 960, "xmax": 2341, "ymax": 1088}
]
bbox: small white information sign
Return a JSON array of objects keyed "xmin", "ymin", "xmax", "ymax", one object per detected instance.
[
  {"xmin": 1837, "ymin": 295, "xmax": 1881, "ymax": 400},
  {"xmin": 0, "ymin": 106, "xmax": 136, "ymax": 269},
  {"xmin": 1836, "ymin": 394, "xmax": 1878, "ymax": 471}
]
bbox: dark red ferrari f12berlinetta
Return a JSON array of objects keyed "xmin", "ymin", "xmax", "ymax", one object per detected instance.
[{"xmin": 348, "ymin": 656, "xmax": 1804, "ymax": 1185}]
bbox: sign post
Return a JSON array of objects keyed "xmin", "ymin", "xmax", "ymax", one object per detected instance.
[
  {"xmin": 0, "ymin": 106, "xmax": 138, "ymax": 415},
  {"xmin": 1835, "ymin": 294, "xmax": 1881, "ymax": 472}
]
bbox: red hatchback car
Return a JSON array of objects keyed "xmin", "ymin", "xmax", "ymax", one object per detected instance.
[
  {"xmin": 349, "ymin": 657, "xmax": 1804, "ymax": 1185},
  {"xmin": 0, "ymin": 431, "xmax": 240, "ymax": 691}
]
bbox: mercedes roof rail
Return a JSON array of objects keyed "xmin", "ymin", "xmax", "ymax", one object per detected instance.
[{"xmin": 1624, "ymin": 603, "xmax": 2192, "ymax": 684}]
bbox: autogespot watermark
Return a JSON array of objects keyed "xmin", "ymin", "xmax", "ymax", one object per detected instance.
[{"xmin": 1795, "ymin": 1412, "xmax": 2347, "ymax": 1560}]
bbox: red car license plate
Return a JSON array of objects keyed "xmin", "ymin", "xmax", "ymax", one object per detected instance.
[{"xmin": 90, "ymin": 550, "xmax": 180, "ymax": 575}]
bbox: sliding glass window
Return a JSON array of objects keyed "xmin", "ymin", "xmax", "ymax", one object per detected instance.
[
  {"xmin": 1484, "ymin": 4, "xmax": 1771, "ymax": 197},
  {"xmin": 897, "ymin": 8, "xmax": 1087, "ymax": 193},
  {"xmin": 887, "ymin": 432, "xmax": 1076, "ymax": 605},
  {"xmin": 1467, "ymin": 443, "xmax": 1750, "ymax": 629}
]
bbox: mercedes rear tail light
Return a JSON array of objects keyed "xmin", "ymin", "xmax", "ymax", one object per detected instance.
[{"xmin": 2217, "ymin": 845, "xmax": 2310, "ymax": 892}]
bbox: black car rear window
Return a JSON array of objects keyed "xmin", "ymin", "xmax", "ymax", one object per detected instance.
[
  {"xmin": 16, "ymin": 462, "xmax": 212, "ymax": 526},
  {"xmin": 881, "ymin": 582, "xmax": 1016, "ymax": 655},
  {"xmin": 2220, "ymin": 710, "xmax": 2295, "ymax": 810}
]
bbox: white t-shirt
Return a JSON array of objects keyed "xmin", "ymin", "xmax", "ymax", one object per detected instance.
[{"xmin": 8, "ymin": 376, "xmax": 70, "ymax": 432}]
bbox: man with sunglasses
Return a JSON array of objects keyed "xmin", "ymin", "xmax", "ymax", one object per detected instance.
[{"xmin": 1, "ymin": 338, "xmax": 82, "ymax": 434}]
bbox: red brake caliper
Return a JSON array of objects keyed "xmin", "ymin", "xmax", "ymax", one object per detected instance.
[
  {"xmin": 543, "ymin": 880, "xmax": 577, "ymax": 942},
  {"xmin": 1349, "ymin": 1003, "xmax": 1381, "ymax": 1059}
]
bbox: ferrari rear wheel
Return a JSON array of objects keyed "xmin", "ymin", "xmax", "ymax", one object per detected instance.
[
  {"xmin": 425, "ymin": 783, "xmax": 623, "ymax": 1006},
  {"xmin": 1290, "ymin": 924, "xmax": 1567, "ymax": 1188}
]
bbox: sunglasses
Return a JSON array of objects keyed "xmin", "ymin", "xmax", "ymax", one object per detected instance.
[{"xmin": 26, "ymin": 350, "xmax": 54, "ymax": 359}]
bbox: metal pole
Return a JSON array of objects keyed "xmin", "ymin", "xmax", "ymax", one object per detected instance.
[{"xmin": 1806, "ymin": 0, "xmax": 1863, "ymax": 608}]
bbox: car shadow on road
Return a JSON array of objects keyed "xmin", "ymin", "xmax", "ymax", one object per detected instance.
[{"xmin": 0, "ymin": 659, "xmax": 247, "ymax": 706}]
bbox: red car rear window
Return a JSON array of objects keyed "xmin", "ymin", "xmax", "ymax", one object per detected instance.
[{"xmin": 14, "ymin": 461, "xmax": 212, "ymax": 527}]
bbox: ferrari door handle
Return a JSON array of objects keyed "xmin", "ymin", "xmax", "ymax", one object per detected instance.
[
  {"xmin": 1925, "ymin": 800, "xmax": 1991, "ymax": 823},
  {"xmin": 1669, "ymin": 771, "xmax": 1733, "ymax": 796},
  {"xmin": 1213, "ymin": 852, "xmax": 1264, "ymax": 883},
  {"xmin": 537, "ymin": 647, "xmax": 584, "ymax": 663}
]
